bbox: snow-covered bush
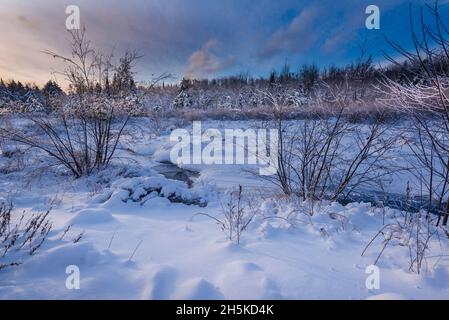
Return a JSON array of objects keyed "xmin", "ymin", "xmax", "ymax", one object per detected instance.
[
  {"xmin": 21, "ymin": 90, "xmax": 45, "ymax": 113},
  {"xmin": 286, "ymin": 89, "xmax": 309, "ymax": 108},
  {"xmin": 173, "ymin": 91, "xmax": 192, "ymax": 109}
]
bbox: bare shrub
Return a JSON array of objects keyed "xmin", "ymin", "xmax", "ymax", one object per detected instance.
[
  {"xmin": 1, "ymin": 95, "xmax": 139, "ymax": 178},
  {"xmin": 260, "ymin": 86, "xmax": 397, "ymax": 206},
  {"xmin": 0, "ymin": 201, "xmax": 52, "ymax": 270},
  {"xmin": 193, "ymin": 185, "xmax": 256, "ymax": 244},
  {"xmin": 380, "ymin": 1, "xmax": 449, "ymax": 227},
  {"xmin": 0, "ymin": 29, "xmax": 148, "ymax": 178},
  {"xmin": 362, "ymin": 185, "xmax": 438, "ymax": 274}
]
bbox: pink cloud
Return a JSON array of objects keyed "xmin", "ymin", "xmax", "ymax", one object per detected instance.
[{"xmin": 185, "ymin": 39, "xmax": 236, "ymax": 79}]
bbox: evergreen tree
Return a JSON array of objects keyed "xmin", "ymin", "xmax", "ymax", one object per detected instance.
[
  {"xmin": 112, "ymin": 51, "xmax": 138, "ymax": 94},
  {"xmin": 41, "ymin": 80, "xmax": 63, "ymax": 96}
]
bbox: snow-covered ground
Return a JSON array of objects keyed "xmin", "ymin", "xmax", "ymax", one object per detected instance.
[{"xmin": 0, "ymin": 118, "xmax": 448, "ymax": 300}]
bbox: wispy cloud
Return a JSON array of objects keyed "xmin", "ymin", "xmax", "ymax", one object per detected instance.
[
  {"xmin": 185, "ymin": 39, "xmax": 236, "ymax": 78},
  {"xmin": 261, "ymin": 5, "xmax": 320, "ymax": 59}
]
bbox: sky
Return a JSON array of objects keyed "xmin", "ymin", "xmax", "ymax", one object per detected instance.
[{"xmin": 1, "ymin": 0, "xmax": 449, "ymax": 86}]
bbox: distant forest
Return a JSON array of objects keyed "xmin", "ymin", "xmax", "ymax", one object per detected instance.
[{"xmin": 1, "ymin": 52, "xmax": 448, "ymax": 118}]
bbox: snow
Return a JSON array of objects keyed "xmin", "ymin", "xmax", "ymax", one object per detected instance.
[{"xmin": 0, "ymin": 118, "xmax": 448, "ymax": 300}]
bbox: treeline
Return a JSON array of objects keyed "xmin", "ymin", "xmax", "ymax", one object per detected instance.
[
  {"xmin": 2, "ymin": 49, "xmax": 449, "ymax": 117},
  {"xmin": 0, "ymin": 80, "xmax": 63, "ymax": 113},
  {"xmin": 146, "ymin": 55, "xmax": 445, "ymax": 114},
  {"xmin": 0, "ymin": 46, "xmax": 141, "ymax": 114},
  {"xmin": 174, "ymin": 53, "xmax": 447, "ymax": 91}
]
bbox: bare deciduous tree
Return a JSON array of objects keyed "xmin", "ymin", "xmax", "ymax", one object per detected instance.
[
  {"xmin": 379, "ymin": 1, "xmax": 449, "ymax": 226},
  {"xmin": 0, "ymin": 28, "xmax": 156, "ymax": 178}
]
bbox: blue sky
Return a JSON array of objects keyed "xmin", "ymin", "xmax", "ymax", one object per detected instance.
[{"xmin": 1, "ymin": 0, "xmax": 449, "ymax": 85}]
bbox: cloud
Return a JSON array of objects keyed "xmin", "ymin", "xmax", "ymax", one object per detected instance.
[
  {"xmin": 0, "ymin": 0, "xmax": 437, "ymax": 84},
  {"xmin": 319, "ymin": 3, "xmax": 368, "ymax": 54},
  {"xmin": 261, "ymin": 5, "xmax": 319, "ymax": 59},
  {"xmin": 0, "ymin": 0, "xmax": 245, "ymax": 84},
  {"xmin": 185, "ymin": 39, "xmax": 236, "ymax": 79},
  {"xmin": 321, "ymin": 24, "xmax": 359, "ymax": 54}
]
